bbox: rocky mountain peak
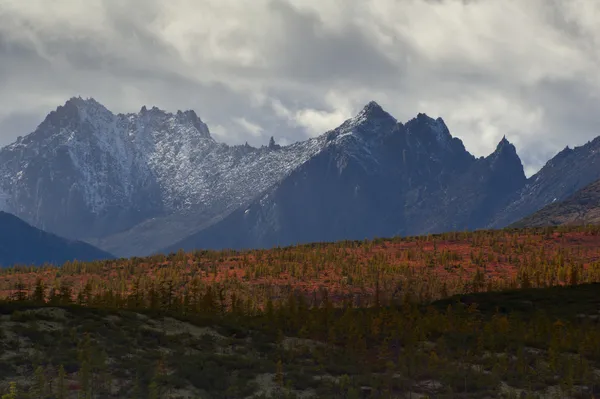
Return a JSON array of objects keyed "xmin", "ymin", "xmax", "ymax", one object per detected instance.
[
  {"xmin": 404, "ymin": 113, "xmax": 462, "ymax": 158},
  {"xmin": 489, "ymin": 136, "xmax": 519, "ymax": 160},
  {"xmin": 329, "ymin": 101, "xmax": 397, "ymax": 144},
  {"xmin": 347, "ymin": 101, "xmax": 397, "ymax": 128},
  {"xmin": 494, "ymin": 135, "xmax": 511, "ymax": 150},
  {"xmin": 35, "ymin": 96, "xmax": 114, "ymax": 138},
  {"xmin": 485, "ymin": 136, "xmax": 525, "ymax": 185},
  {"xmin": 406, "ymin": 113, "xmax": 452, "ymax": 142},
  {"xmin": 268, "ymin": 136, "xmax": 281, "ymax": 150},
  {"xmin": 358, "ymin": 101, "xmax": 387, "ymax": 117}
]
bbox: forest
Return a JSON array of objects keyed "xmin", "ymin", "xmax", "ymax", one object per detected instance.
[{"xmin": 0, "ymin": 225, "xmax": 600, "ymax": 398}]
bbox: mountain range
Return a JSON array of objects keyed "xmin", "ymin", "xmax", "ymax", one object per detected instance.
[
  {"xmin": 2, "ymin": 97, "xmax": 600, "ymax": 256},
  {"xmin": 0, "ymin": 211, "xmax": 113, "ymax": 267},
  {"xmin": 510, "ymin": 178, "xmax": 600, "ymax": 228}
]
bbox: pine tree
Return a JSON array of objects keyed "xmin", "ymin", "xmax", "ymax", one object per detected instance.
[
  {"xmin": 275, "ymin": 359, "xmax": 284, "ymax": 388},
  {"xmin": 1, "ymin": 382, "xmax": 17, "ymax": 399},
  {"xmin": 31, "ymin": 278, "xmax": 46, "ymax": 304},
  {"xmin": 130, "ymin": 372, "xmax": 141, "ymax": 399},
  {"xmin": 148, "ymin": 379, "xmax": 159, "ymax": 399},
  {"xmin": 77, "ymin": 333, "xmax": 93, "ymax": 399},
  {"xmin": 57, "ymin": 365, "xmax": 68, "ymax": 399},
  {"xmin": 59, "ymin": 280, "xmax": 74, "ymax": 304},
  {"xmin": 31, "ymin": 365, "xmax": 47, "ymax": 398},
  {"xmin": 11, "ymin": 279, "xmax": 27, "ymax": 302}
]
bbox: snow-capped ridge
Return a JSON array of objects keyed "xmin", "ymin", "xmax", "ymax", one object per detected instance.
[
  {"xmin": 329, "ymin": 101, "xmax": 397, "ymax": 147},
  {"xmin": 349, "ymin": 101, "xmax": 397, "ymax": 126},
  {"xmin": 0, "ymin": 97, "xmax": 332, "ymax": 234}
]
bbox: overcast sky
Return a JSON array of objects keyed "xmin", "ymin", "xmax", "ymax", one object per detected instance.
[{"xmin": 1, "ymin": 0, "xmax": 600, "ymax": 176}]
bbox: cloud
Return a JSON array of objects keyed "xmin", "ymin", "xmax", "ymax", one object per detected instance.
[
  {"xmin": 233, "ymin": 117, "xmax": 264, "ymax": 137},
  {"xmin": 271, "ymin": 97, "xmax": 350, "ymax": 136},
  {"xmin": 1, "ymin": 0, "xmax": 600, "ymax": 176}
]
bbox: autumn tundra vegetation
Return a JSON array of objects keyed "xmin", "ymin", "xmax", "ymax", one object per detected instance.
[{"xmin": 1, "ymin": 225, "xmax": 600, "ymax": 398}]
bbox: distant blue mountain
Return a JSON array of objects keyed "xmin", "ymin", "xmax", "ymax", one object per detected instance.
[{"xmin": 0, "ymin": 211, "xmax": 114, "ymax": 267}]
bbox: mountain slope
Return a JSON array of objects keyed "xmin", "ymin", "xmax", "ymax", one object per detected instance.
[
  {"xmin": 8, "ymin": 97, "xmax": 595, "ymax": 256},
  {"xmin": 510, "ymin": 178, "xmax": 600, "ymax": 228},
  {"xmin": 164, "ymin": 103, "xmax": 526, "ymax": 252},
  {"xmin": 0, "ymin": 211, "xmax": 113, "ymax": 267},
  {"xmin": 0, "ymin": 97, "xmax": 327, "ymax": 255},
  {"xmin": 489, "ymin": 137, "xmax": 600, "ymax": 228}
]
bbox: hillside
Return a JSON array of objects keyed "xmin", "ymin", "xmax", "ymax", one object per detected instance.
[
  {"xmin": 0, "ymin": 211, "xmax": 113, "ymax": 267},
  {"xmin": 2, "ymin": 226, "xmax": 600, "ymax": 309},
  {"xmin": 0, "ymin": 277, "xmax": 599, "ymax": 398},
  {"xmin": 510, "ymin": 179, "xmax": 600, "ymax": 228},
  {"xmin": 0, "ymin": 226, "xmax": 599, "ymax": 397}
]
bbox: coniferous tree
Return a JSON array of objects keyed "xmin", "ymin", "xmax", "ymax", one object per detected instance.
[
  {"xmin": 1, "ymin": 382, "xmax": 17, "ymax": 399},
  {"xmin": 30, "ymin": 278, "xmax": 46, "ymax": 304},
  {"xmin": 31, "ymin": 365, "xmax": 47, "ymax": 399},
  {"xmin": 56, "ymin": 365, "xmax": 67, "ymax": 399}
]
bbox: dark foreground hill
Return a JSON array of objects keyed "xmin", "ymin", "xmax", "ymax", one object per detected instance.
[
  {"xmin": 510, "ymin": 179, "xmax": 600, "ymax": 228},
  {"xmin": 0, "ymin": 283, "xmax": 598, "ymax": 398},
  {"xmin": 0, "ymin": 211, "xmax": 113, "ymax": 267}
]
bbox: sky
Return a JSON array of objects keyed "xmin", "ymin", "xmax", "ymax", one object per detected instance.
[{"xmin": 1, "ymin": 0, "xmax": 600, "ymax": 177}]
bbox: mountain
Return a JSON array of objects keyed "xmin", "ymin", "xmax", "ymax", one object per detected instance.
[
  {"xmin": 0, "ymin": 211, "xmax": 113, "ymax": 267},
  {"xmin": 488, "ymin": 137, "xmax": 600, "ymax": 228},
  {"xmin": 0, "ymin": 97, "xmax": 326, "ymax": 256},
  {"xmin": 510, "ymin": 179, "xmax": 600, "ymax": 228},
  {"xmin": 4, "ymin": 97, "xmax": 599, "ymax": 256},
  {"xmin": 163, "ymin": 103, "xmax": 526, "ymax": 252}
]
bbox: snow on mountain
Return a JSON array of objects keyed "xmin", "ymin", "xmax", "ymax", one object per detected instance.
[
  {"xmin": 0, "ymin": 97, "xmax": 559, "ymax": 256},
  {"xmin": 0, "ymin": 97, "xmax": 334, "ymax": 240},
  {"xmin": 0, "ymin": 187, "xmax": 8, "ymax": 212}
]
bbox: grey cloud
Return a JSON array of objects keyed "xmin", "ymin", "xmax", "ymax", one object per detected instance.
[
  {"xmin": 0, "ymin": 0, "xmax": 599, "ymax": 177},
  {"xmin": 265, "ymin": 1, "xmax": 402, "ymax": 87}
]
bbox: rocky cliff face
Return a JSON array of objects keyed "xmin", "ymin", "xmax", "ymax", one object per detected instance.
[
  {"xmin": 164, "ymin": 103, "xmax": 527, "ymax": 252},
  {"xmin": 0, "ymin": 97, "xmax": 327, "ymax": 250},
  {"xmin": 4, "ymin": 97, "xmax": 594, "ymax": 256}
]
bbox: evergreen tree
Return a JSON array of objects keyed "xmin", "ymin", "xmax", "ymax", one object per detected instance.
[
  {"xmin": 1, "ymin": 382, "xmax": 17, "ymax": 399},
  {"xmin": 57, "ymin": 365, "xmax": 67, "ymax": 399},
  {"xmin": 31, "ymin": 278, "xmax": 46, "ymax": 304},
  {"xmin": 31, "ymin": 365, "xmax": 47, "ymax": 399}
]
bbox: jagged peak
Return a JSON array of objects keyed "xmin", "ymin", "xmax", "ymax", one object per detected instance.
[
  {"xmin": 62, "ymin": 96, "xmax": 110, "ymax": 116},
  {"xmin": 64, "ymin": 96, "xmax": 101, "ymax": 107},
  {"xmin": 406, "ymin": 113, "xmax": 452, "ymax": 146},
  {"xmin": 487, "ymin": 135, "xmax": 524, "ymax": 174},
  {"xmin": 39, "ymin": 96, "xmax": 112, "ymax": 130},
  {"xmin": 56, "ymin": 96, "xmax": 108, "ymax": 112},
  {"xmin": 360, "ymin": 100, "xmax": 384, "ymax": 114},
  {"xmin": 325, "ymin": 101, "xmax": 397, "ymax": 144},
  {"xmin": 352, "ymin": 101, "xmax": 395, "ymax": 123},
  {"xmin": 492, "ymin": 135, "xmax": 517, "ymax": 155}
]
